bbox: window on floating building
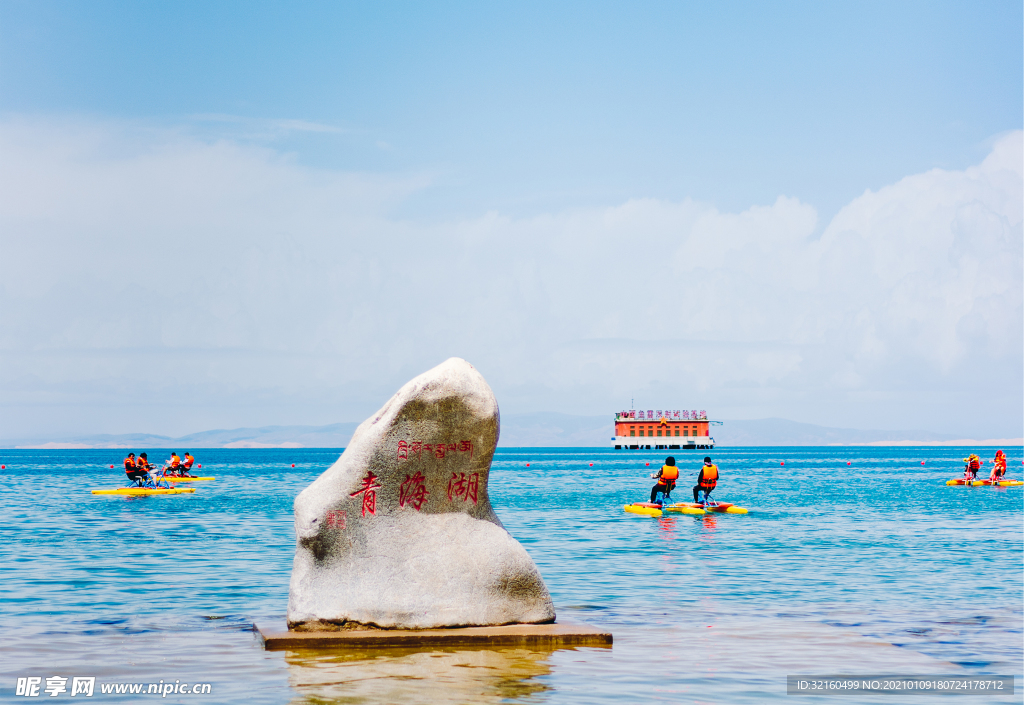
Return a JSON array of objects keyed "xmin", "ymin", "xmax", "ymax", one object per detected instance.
[
  {"xmin": 675, "ymin": 429, "xmax": 679, "ymax": 436},
  {"xmin": 630, "ymin": 428, "xmax": 635, "ymax": 437}
]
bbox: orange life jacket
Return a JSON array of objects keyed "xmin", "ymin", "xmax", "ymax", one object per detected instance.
[
  {"xmin": 170, "ymin": 455, "xmax": 180, "ymax": 467},
  {"xmin": 659, "ymin": 465, "xmax": 679, "ymax": 484},
  {"xmin": 698, "ymin": 464, "xmax": 718, "ymax": 489},
  {"xmin": 183, "ymin": 455, "xmax": 194, "ymax": 468},
  {"xmin": 124, "ymin": 456, "xmax": 136, "ymax": 472}
]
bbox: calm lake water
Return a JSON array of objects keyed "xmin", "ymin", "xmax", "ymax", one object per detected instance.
[{"xmin": 1, "ymin": 446, "xmax": 1021, "ymax": 704}]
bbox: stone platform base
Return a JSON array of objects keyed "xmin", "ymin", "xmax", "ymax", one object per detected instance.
[{"xmin": 256, "ymin": 621, "xmax": 612, "ymax": 650}]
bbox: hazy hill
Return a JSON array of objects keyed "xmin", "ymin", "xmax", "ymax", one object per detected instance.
[
  {"xmin": 2, "ymin": 415, "xmax": 1017, "ymax": 448},
  {"xmin": 712, "ymin": 418, "xmax": 960, "ymax": 446}
]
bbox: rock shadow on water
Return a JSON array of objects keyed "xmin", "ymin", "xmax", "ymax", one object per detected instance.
[{"xmin": 283, "ymin": 645, "xmax": 556, "ymax": 704}]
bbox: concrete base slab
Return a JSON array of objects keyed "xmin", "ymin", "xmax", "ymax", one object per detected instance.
[{"xmin": 256, "ymin": 621, "xmax": 612, "ymax": 650}]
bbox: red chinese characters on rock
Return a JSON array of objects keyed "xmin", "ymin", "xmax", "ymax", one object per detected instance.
[
  {"xmin": 325, "ymin": 510, "xmax": 346, "ymax": 529},
  {"xmin": 400, "ymin": 440, "xmax": 474, "ymax": 461},
  {"xmin": 447, "ymin": 472, "xmax": 479, "ymax": 504},
  {"xmin": 398, "ymin": 471, "xmax": 429, "ymax": 510},
  {"xmin": 350, "ymin": 471, "xmax": 382, "ymax": 517}
]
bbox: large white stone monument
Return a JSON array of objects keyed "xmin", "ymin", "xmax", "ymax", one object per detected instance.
[{"xmin": 287, "ymin": 358, "xmax": 556, "ymax": 630}]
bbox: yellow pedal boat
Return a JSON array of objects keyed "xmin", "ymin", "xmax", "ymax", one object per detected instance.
[
  {"xmin": 625, "ymin": 501, "xmax": 749, "ymax": 516},
  {"xmin": 667, "ymin": 501, "xmax": 748, "ymax": 514},
  {"xmin": 624, "ymin": 503, "xmax": 662, "ymax": 517},
  {"xmin": 92, "ymin": 487, "xmax": 197, "ymax": 496}
]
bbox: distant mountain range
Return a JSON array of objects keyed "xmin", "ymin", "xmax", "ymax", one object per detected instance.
[
  {"xmin": 0, "ymin": 423, "xmax": 360, "ymax": 450},
  {"xmin": 2, "ymin": 414, "xmax": 1019, "ymax": 449}
]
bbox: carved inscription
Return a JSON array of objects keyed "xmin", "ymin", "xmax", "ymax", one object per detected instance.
[
  {"xmin": 398, "ymin": 471, "xmax": 429, "ymax": 510},
  {"xmin": 349, "ymin": 471, "xmax": 382, "ymax": 517}
]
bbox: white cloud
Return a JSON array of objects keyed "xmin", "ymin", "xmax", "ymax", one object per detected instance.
[{"xmin": 0, "ymin": 119, "xmax": 1020, "ymax": 437}]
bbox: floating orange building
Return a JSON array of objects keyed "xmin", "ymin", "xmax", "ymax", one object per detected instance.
[{"xmin": 611, "ymin": 409, "xmax": 715, "ymax": 450}]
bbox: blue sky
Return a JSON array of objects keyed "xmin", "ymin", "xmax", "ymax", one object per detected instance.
[
  {"xmin": 0, "ymin": 1, "xmax": 1021, "ymax": 439},
  {"xmin": 3, "ymin": 1, "xmax": 1018, "ymax": 218}
]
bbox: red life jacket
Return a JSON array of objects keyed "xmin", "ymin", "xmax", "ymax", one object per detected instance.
[
  {"xmin": 698, "ymin": 464, "xmax": 718, "ymax": 489},
  {"xmin": 968, "ymin": 458, "xmax": 981, "ymax": 472}
]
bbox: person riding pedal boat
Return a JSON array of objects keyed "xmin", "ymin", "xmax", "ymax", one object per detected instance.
[
  {"xmin": 124, "ymin": 452, "xmax": 148, "ymax": 486},
  {"xmin": 133, "ymin": 453, "xmax": 157, "ymax": 486},
  {"xmin": 693, "ymin": 456, "xmax": 718, "ymax": 504},
  {"xmin": 650, "ymin": 457, "xmax": 679, "ymax": 504},
  {"xmin": 964, "ymin": 454, "xmax": 981, "ymax": 483},
  {"xmin": 989, "ymin": 450, "xmax": 1007, "ymax": 483},
  {"xmin": 166, "ymin": 452, "xmax": 182, "ymax": 476},
  {"xmin": 181, "ymin": 452, "xmax": 196, "ymax": 476}
]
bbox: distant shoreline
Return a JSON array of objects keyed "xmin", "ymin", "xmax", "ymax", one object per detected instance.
[
  {"xmin": 5, "ymin": 439, "xmax": 1022, "ymax": 450},
  {"xmin": 830, "ymin": 438, "xmax": 1023, "ymax": 447},
  {"xmin": 2, "ymin": 415, "xmax": 1020, "ymax": 450}
]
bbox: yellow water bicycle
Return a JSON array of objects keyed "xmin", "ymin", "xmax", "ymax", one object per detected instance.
[{"xmin": 624, "ymin": 499, "xmax": 748, "ymax": 517}]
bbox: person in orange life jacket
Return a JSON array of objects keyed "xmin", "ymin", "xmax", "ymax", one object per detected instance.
[
  {"xmin": 124, "ymin": 452, "xmax": 147, "ymax": 484},
  {"xmin": 964, "ymin": 454, "xmax": 981, "ymax": 482},
  {"xmin": 182, "ymin": 452, "xmax": 195, "ymax": 475},
  {"xmin": 133, "ymin": 453, "xmax": 156, "ymax": 484},
  {"xmin": 650, "ymin": 457, "xmax": 679, "ymax": 504},
  {"xmin": 693, "ymin": 456, "xmax": 719, "ymax": 503},
  {"xmin": 989, "ymin": 450, "xmax": 1007, "ymax": 481},
  {"xmin": 166, "ymin": 452, "xmax": 182, "ymax": 475}
]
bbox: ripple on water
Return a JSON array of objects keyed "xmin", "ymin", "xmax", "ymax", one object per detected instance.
[{"xmin": 0, "ymin": 446, "xmax": 1021, "ymax": 703}]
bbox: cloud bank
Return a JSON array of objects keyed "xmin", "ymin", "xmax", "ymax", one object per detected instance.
[{"xmin": 1, "ymin": 118, "xmax": 1020, "ymax": 438}]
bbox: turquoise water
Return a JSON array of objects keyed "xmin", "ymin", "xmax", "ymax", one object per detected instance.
[{"xmin": 1, "ymin": 447, "xmax": 1021, "ymax": 703}]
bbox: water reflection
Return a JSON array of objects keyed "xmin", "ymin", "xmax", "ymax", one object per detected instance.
[
  {"xmin": 284, "ymin": 646, "xmax": 554, "ymax": 704},
  {"xmin": 656, "ymin": 516, "xmax": 677, "ymax": 540},
  {"xmin": 699, "ymin": 514, "xmax": 718, "ymax": 534}
]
